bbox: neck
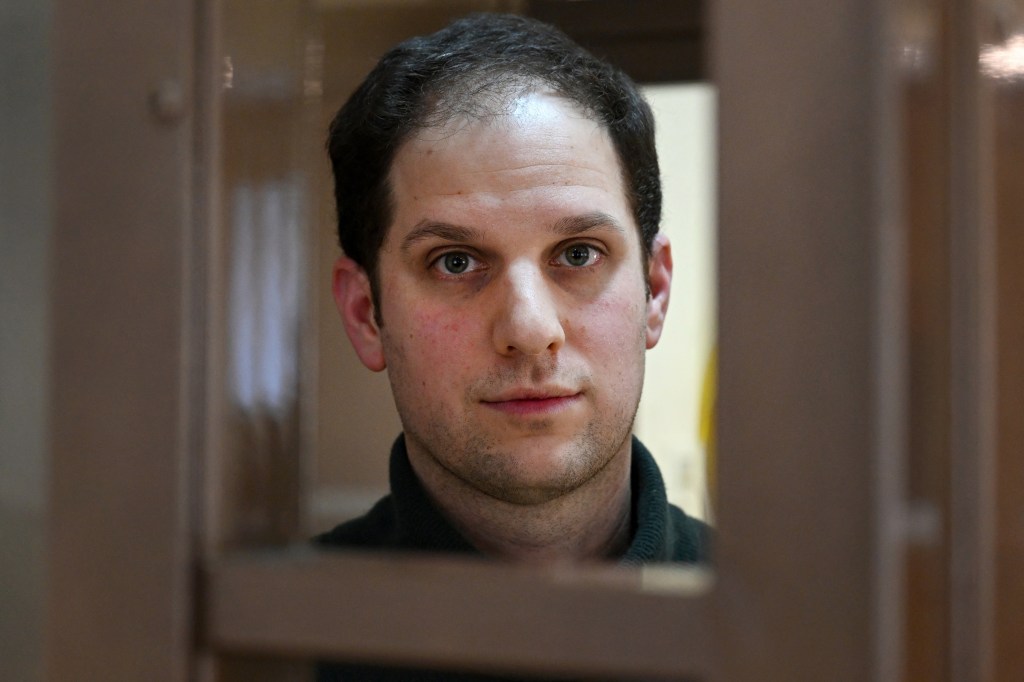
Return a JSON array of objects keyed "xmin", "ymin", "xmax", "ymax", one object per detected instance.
[{"xmin": 406, "ymin": 438, "xmax": 634, "ymax": 565}]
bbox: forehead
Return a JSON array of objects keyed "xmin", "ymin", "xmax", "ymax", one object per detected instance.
[{"xmin": 384, "ymin": 92, "xmax": 633, "ymax": 237}]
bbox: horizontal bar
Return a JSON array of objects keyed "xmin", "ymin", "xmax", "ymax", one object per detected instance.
[{"xmin": 203, "ymin": 550, "xmax": 714, "ymax": 680}]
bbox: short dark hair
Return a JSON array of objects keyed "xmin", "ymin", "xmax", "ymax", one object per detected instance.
[{"xmin": 327, "ymin": 12, "xmax": 662, "ymax": 301}]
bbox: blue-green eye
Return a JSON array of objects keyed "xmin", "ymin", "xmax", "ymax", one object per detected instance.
[
  {"xmin": 434, "ymin": 251, "xmax": 477, "ymax": 275},
  {"xmin": 560, "ymin": 244, "xmax": 597, "ymax": 267}
]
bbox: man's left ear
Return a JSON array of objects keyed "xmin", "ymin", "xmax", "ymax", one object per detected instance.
[{"xmin": 645, "ymin": 232, "xmax": 672, "ymax": 349}]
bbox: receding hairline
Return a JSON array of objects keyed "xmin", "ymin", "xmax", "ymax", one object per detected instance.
[
  {"xmin": 326, "ymin": 13, "xmax": 662, "ymax": 310},
  {"xmin": 378, "ymin": 88, "xmax": 637, "ymax": 257}
]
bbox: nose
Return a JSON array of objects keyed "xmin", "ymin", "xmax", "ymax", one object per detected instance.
[{"xmin": 491, "ymin": 261, "xmax": 565, "ymax": 357}]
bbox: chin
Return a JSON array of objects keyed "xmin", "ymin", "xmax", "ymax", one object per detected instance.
[{"xmin": 467, "ymin": 434, "xmax": 621, "ymax": 504}]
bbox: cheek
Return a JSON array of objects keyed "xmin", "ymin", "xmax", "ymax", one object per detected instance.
[
  {"xmin": 402, "ymin": 308, "xmax": 478, "ymax": 366},
  {"xmin": 571, "ymin": 296, "xmax": 648, "ymax": 399},
  {"xmin": 575, "ymin": 294, "xmax": 647, "ymax": 356}
]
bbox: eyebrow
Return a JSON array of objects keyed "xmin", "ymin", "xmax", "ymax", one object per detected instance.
[
  {"xmin": 400, "ymin": 221, "xmax": 480, "ymax": 255},
  {"xmin": 399, "ymin": 211, "xmax": 626, "ymax": 255},
  {"xmin": 551, "ymin": 211, "xmax": 627, "ymax": 237}
]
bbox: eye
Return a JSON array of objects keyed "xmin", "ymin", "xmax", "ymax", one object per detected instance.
[
  {"xmin": 432, "ymin": 251, "xmax": 479, "ymax": 275},
  {"xmin": 557, "ymin": 243, "xmax": 601, "ymax": 267}
]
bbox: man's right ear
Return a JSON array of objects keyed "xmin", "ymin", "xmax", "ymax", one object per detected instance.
[{"xmin": 332, "ymin": 257, "xmax": 386, "ymax": 372}]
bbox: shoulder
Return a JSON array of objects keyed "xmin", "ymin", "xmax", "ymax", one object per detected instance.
[
  {"xmin": 313, "ymin": 495, "xmax": 401, "ymax": 550},
  {"xmin": 666, "ymin": 504, "xmax": 713, "ymax": 563}
]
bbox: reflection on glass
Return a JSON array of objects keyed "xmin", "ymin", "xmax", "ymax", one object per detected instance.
[
  {"xmin": 214, "ymin": 2, "xmax": 717, "ymax": 553},
  {"xmin": 217, "ymin": 0, "xmax": 319, "ymax": 547},
  {"xmin": 228, "ymin": 178, "xmax": 304, "ymax": 415},
  {"xmin": 898, "ymin": 0, "xmax": 939, "ymax": 79},
  {"xmin": 981, "ymin": 33, "xmax": 1024, "ymax": 82}
]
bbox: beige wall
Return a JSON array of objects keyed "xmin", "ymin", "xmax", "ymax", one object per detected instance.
[{"xmin": 635, "ymin": 83, "xmax": 716, "ymax": 521}]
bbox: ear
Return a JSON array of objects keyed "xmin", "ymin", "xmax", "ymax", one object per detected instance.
[
  {"xmin": 332, "ymin": 256, "xmax": 386, "ymax": 372},
  {"xmin": 645, "ymin": 233, "xmax": 672, "ymax": 350}
]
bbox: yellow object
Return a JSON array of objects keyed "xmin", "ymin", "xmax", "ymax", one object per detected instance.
[{"xmin": 698, "ymin": 345, "xmax": 717, "ymax": 516}]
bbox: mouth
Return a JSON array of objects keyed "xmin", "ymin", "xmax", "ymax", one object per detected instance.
[{"xmin": 481, "ymin": 389, "xmax": 583, "ymax": 416}]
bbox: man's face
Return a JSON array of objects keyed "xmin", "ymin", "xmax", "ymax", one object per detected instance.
[{"xmin": 335, "ymin": 91, "xmax": 671, "ymax": 506}]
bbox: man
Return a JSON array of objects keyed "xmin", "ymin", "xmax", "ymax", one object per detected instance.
[{"xmin": 316, "ymin": 12, "xmax": 709, "ymax": 679}]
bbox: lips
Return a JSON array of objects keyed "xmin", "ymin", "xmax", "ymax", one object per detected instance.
[{"xmin": 481, "ymin": 388, "xmax": 582, "ymax": 416}]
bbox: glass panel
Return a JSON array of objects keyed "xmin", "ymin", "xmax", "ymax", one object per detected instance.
[
  {"xmin": 214, "ymin": 0, "xmax": 321, "ymax": 547},
  {"xmin": 309, "ymin": 0, "xmax": 529, "ymax": 530},
  {"xmin": 204, "ymin": 1, "xmax": 907, "ymax": 680},
  {"xmin": 986, "ymin": 8, "xmax": 1024, "ymax": 679},
  {"xmin": 305, "ymin": 3, "xmax": 718, "ymax": 536},
  {"xmin": 210, "ymin": 5, "xmax": 716, "ymax": 677},
  {"xmin": 897, "ymin": 1, "xmax": 953, "ymax": 678},
  {"xmin": 209, "ymin": 6, "xmax": 716, "ymax": 679},
  {"xmin": 634, "ymin": 83, "xmax": 717, "ymax": 523}
]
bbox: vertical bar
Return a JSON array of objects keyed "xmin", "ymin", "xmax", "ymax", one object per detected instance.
[
  {"xmin": 713, "ymin": 0, "xmax": 896, "ymax": 679},
  {"xmin": 0, "ymin": 1, "xmax": 52, "ymax": 680},
  {"xmin": 48, "ymin": 0, "xmax": 195, "ymax": 679},
  {"xmin": 947, "ymin": 0, "xmax": 997, "ymax": 679},
  {"xmin": 873, "ymin": 0, "xmax": 912, "ymax": 679},
  {"xmin": 899, "ymin": 1, "xmax": 954, "ymax": 679},
  {"xmin": 990, "ymin": 45, "xmax": 1024, "ymax": 682}
]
